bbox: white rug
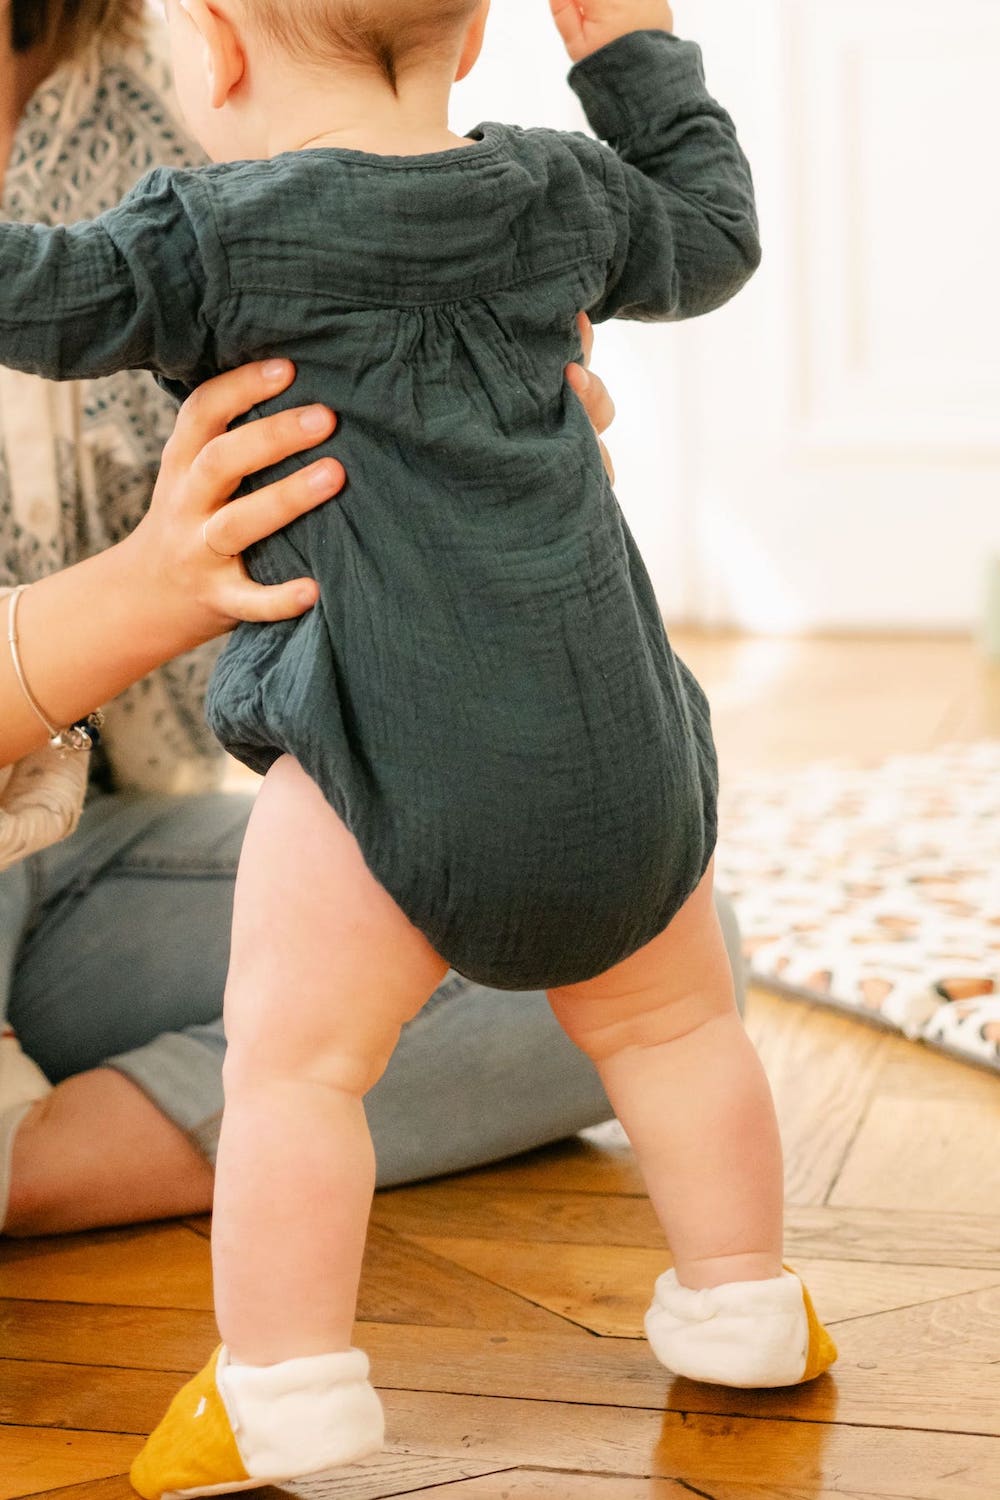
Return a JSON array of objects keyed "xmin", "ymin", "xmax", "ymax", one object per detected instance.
[{"xmin": 715, "ymin": 741, "xmax": 1000, "ymax": 1076}]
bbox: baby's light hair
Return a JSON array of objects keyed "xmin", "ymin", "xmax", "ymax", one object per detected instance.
[{"xmin": 245, "ymin": 0, "xmax": 484, "ymax": 94}]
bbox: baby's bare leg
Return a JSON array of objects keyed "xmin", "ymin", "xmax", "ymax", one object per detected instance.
[
  {"xmin": 214, "ymin": 755, "xmax": 447, "ymax": 1366},
  {"xmin": 549, "ymin": 861, "xmax": 783, "ymax": 1290}
]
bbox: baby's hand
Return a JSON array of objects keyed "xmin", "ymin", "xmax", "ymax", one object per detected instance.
[{"xmin": 549, "ymin": 0, "xmax": 674, "ymax": 63}]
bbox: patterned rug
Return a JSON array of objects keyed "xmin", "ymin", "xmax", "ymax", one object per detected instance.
[{"xmin": 715, "ymin": 742, "xmax": 1000, "ymax": 1076}]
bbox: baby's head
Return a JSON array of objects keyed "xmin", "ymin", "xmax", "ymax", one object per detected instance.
[{"xmin": 168, "ymin": 0, "xmax": 490, "ymax": 160}]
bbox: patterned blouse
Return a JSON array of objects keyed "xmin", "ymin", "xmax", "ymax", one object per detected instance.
[{"xmin": 0, "ymin": 11, "xmax": 224, "ymax": 796}]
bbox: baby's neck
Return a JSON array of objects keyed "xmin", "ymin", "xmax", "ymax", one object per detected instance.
[{"xmin": 252, "ymin": 63, "xmax": 469, "ymax": 161}]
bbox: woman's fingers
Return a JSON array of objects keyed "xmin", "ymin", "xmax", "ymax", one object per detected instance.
[
  {"xmin": 576, "ymin": 311, "xmax": 595, "ymax": 368},
  {"xmin": 216, "ymin": 574, "xmax": 321, "ymax": 625},
  {"xmin": 567, "ymin": 318, "xmax": 616, "ymax": 483},
  {"xmin": 565, "ymin": 359, "xmax": 616, "ymax": 437},
  {"xmin": 165, "ymin": 360, "xmax": 297, "ymax": 469},
  {"xmin": 204, "ymin": 458, "xmax": 346, "ymax": 557},
  {"xmin": 163, "ymin": 361, "xmax": 338, "ymax": 510},
  {"xmin": 188, "ymin": 403, "xmax": 338, "ymax": 510}
]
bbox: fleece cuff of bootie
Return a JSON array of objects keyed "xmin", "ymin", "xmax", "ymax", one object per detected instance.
[
  {"xmin": 217, "ymin": 1346, "xmax": 385, "ymax": 1477},
  {"xmin": 645, "ymin": 1268, "xmax": 810, "ymax": 1387}
]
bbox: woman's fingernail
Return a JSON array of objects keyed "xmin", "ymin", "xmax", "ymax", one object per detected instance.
[
  {"xmin": 576, "ymin": 367, "xmax": 591, "ymax": 389},
  {"xmin": 298, "ymin": 585, "xmax": 317, "ymax": 608},
  {"xmin": 309, "ymin": 461, "xmax": 337, "ymax": 491},
  {"xmin": 300, "ymin": 406, "xmax": 331, "ymax": 434},
  {"xmin": 263, "ymin": 359, "xmax": 288, "ymax": 380}
]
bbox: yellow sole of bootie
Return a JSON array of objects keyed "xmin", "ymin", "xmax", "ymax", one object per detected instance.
[
  {"xmin": 784, "ymin": 1264, "xmax": 838, "ymax": 1383},
  {"xmin": 130, "ymin": 1346, "xmax": 252, "ymax": 1500}
]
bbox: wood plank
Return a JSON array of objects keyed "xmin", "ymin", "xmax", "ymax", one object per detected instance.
[
  {"xmin": 6, "ymin": 1309, "xmax": 998, "ymax": 1437},
  {"xmin": 872, "ymin": 1031, "xmax": 1000, "ymax": 1105},
  {"xmin": 784, "ymin": 1202, "xmax": 1000, "ymax": 1269},
  {"xmin": 365, "ymin": 1323, "xmax": 667, "ymax": 1406},
  {"xmin": 652, "ymin": 1359, "xmax": 1000, "ymax": 1438},
  {"xmin": 372, "ymin": 1185, "xmax": 663, "ymax": 1246},
  {"xmin": 404, "ymin": 1237, "xmax": 654, "ymax": 1336},
  {"xmin": 402, "ymin": 1237, "xmax": 1000, "ymax": 1335},
  {"xmin": 0, "ymin": 1226, "xmax": 212, "ymax": 1311},
  {"xmin": 435, "ymin": 1137, "xmax": 646, "ymax": 1197},
  {"xmin": 0, "ymin": 1358, "xmax": 179, "ymax": 1435},
  {"xmin": 377, "ymin": 1185, "xmax": 1000, "ymax": 1271},
  {"xmin": 383, "ymin": 1389, "xmax": 1000, "ymax": 1497},
  {"xmin": 393, "ymin": 1480, "xmax": 903, "ymax": 1500},
  {"xmin": 829, "ymin": 1097, "xmax": 1000, "ymax": 1214},
  {"xmin": 366, "ymin": 1322, "xmax": 1000, "ymax": 1438},
  {"xmin": 0, "ymin": 1429, "xmax": 138, "ymax": 1500},
  {"xmin": 0, "ymin": 1299, "xmax": 216, "ymax": 1372},
  {"xmin": 357, "ymin": 1227, "xmax": 583, "ymax": 1334},
  {"xmin": 18, "ymin": 1457, "xmax": 508, "ymax": 1500},
  {"xmin": 4, "ymin": 1483, "xmax": 132, "ymax": 1500},
  {"xmin": 831, "ymin": 1283, "xmax": 1000, "ymax": 1364},
  {"xmin": 675, "ymin": 634, "xmax": 982, "ymax": 773},
  {"xmin": 280, "ymin": 1456, "xmax": 510, "ymax": 1499},
  {"xmin": 380, "ymin": 1477, "xmax": 702, "ymax": 1499}
]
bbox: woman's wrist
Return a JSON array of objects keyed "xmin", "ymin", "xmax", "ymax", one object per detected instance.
[{"xmin": 0, "ymin": 539, "xmax": 221, "ymax": 769}]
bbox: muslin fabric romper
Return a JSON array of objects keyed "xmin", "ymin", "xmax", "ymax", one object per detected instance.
[{"xmin": 0, "ymin": 31, "xmax": 759, "ymax": 989}]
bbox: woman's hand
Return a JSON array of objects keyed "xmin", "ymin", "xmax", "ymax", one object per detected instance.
[
  {"xmin": 566, "ymin": 313, "xmax": 617, "ymax": 483},
  {"xmin": 0, "ymin": 361, "xmax": 343, "ymax": 768},
  {"xmin": 128, "ymin": 359, "xmax": 343, "ymax": 645}
]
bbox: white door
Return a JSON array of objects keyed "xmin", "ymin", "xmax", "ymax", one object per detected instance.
[
  {"xmin": 458, "ymin": 0, "xmax": 1000, "ymax": 632},
  {"xmin": 672, "ymin": 0, "xmax": 1000, "ymax": 632}
]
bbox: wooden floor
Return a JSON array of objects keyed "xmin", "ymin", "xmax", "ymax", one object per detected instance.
[{"xmin": 3, "ymin": 634, "xmax": 999, "ymax": 1500}]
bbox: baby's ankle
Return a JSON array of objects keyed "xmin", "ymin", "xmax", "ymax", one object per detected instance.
[{"xmin": 674, "ymin": 1251, "xmax": 784, "ymax": 1290}]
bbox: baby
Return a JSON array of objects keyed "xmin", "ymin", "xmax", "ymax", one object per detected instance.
[{"xmin": 0, "ymin": 0, "xmax": 836, "ymax": 1492}]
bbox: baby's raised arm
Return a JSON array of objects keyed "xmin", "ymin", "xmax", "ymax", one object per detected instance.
[
  {"xmin": 551, "ymin": 0, "xmax": 761, "ymax": 322},
  {"xmin": 0, "ymin": 168, "xmax": 214, "ymax": 387}
]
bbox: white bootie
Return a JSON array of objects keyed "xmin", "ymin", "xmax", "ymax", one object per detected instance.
[
  {"xmin": 131, "ymin": 1343, "xmax": 385, "ymax": 1499},
  {"xmin": 645, "ymin": 1267, "xmax": 838, "ymax": 1388}
]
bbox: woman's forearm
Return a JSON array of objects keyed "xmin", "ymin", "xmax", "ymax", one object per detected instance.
[{"xmin": 1, "ymin": 534, "xmax": 209, "ymax": 767}]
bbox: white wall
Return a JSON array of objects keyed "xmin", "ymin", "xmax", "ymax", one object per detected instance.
[{"xmin": 456, "ymin": 0, "xmax": 1000, "ymax": 633}]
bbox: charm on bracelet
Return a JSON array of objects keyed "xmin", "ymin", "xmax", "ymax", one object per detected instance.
[
  {"xmin": 5, "ymin": 585, "xmax": 104, "ymax": 754},
  {"xmin": 51, "ymin": 710, "xmax": 105, "ymax": 752}
]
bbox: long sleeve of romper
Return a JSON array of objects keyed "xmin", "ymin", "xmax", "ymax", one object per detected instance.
[
  {"xmin": 0, "ymin": 167, "xmax": 218, "ymax": 387},
  {"xmin": 568, "ymin": 29, "xmax": 761, "ymax": 322}
]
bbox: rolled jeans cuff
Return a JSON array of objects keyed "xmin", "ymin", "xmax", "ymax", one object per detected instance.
[{"xmin": 106, "ymin": 1025, "xmax": 225, "ymax": 1164}]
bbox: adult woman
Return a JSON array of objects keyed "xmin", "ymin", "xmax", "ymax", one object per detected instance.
[{"xmin": 0, "ymin": 0, "xmax": 744, "ymax": 1237}]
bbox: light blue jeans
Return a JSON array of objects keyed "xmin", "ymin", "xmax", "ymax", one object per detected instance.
[{"xmin": 1, "ymin": 789, "xmax": 746, "ymax": 1185}]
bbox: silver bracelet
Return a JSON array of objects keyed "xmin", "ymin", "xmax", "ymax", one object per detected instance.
[{"xmin": 6, "ymin": 585, "xmax": 104, "ymax": 751}]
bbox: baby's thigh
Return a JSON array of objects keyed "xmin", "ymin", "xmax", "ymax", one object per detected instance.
[
  {"xmin": 225, "ymin": 755, "xmax": 448, "ymax": 1095},
  {"xmin": 548, "ymin": 860, "xmax": 737, "ymax": 1061}
]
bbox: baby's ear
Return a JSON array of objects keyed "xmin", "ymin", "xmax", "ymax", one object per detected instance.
[
  {"xmin": 183, "ymin": 0, "xmax": 246, "ymax": 109},
  {"xmin": 455, "ymin": 0, "xmax": 491, "ymax": 83}
]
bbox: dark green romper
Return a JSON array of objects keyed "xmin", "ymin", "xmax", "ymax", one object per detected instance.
[{"xmin": 0, "ymin": 32, "xmax": 759, "ymax": 989}]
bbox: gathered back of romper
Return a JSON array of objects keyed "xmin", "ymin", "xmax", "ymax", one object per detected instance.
[
  {"xmin": 200, "ymin": 124, "xmax": 719, "ymax": 989},
  {"xmin": 0, "ymin": 33, "xmax": 760, "ymax": 987}
]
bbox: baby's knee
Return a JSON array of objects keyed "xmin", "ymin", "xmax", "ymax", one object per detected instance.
[{"xmin": 222, "ymin": 1034, "xmax": 393, "ymax": 1101}]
